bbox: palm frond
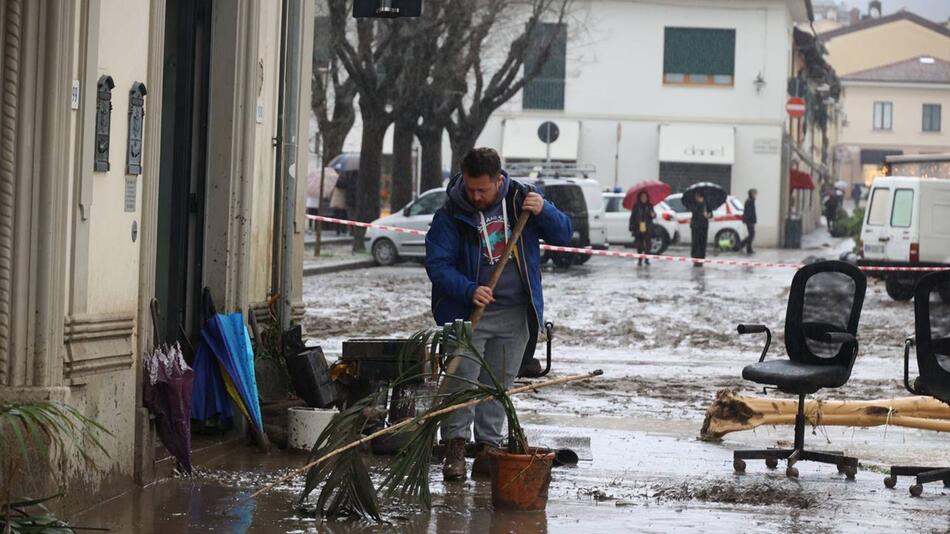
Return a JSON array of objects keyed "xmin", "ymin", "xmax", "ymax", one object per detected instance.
[
  {"xmin": 0, "ymin": 402, "xmax": 111, "ymax": 468},
  {"xmin": 299, "ymin": 396, "xmax": 381, "ymax": 521}
]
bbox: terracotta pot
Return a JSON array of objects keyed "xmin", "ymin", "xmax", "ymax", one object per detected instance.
[{"xmin": 488, "ymin": 447, "xmax": 555, "ymax": 511}]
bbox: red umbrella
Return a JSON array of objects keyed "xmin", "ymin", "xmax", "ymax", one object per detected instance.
[{"xmin": 623, "ymin": 180, "xmax": 671, "ymax": 209}]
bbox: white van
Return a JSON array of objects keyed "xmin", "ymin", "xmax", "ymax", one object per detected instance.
[{"xmin": 859, "ymin": 176, "xmax": 950, "ymax": 300}]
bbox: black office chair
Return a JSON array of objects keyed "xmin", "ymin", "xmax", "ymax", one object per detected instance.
[
  {"xmin": 883, "ymin": 270, "xmax": 950, "ymax": 496},
  {"xmin": 732, "ymin": 260, "xmax": 866, "ymax": 479}
]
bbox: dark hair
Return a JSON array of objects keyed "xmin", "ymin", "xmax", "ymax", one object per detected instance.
[
  {"xmin": 748, "ymin": 188, "xmax": 757, "ymax": 197},
  {"xmin": 461, "ymin": 148, "xmax": 501, "ymax": 178}
]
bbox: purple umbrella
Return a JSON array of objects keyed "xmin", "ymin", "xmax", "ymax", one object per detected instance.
[{"xmin": 144, "ymin": 300, "xmax": 195, "ymax": 473}]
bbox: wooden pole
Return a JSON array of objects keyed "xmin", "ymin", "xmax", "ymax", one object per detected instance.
[
  {"xmin": 243, "ymin": 369, "xmax": 603, "ymax": 502},
  {"xmin": 701, "ymin": 389, "xmax": 950, "ymax": 440}
]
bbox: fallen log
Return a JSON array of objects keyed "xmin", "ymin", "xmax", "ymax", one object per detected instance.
[{"xmin": 700, "ymin": 389, "xmax": 950, "ymax": 441}]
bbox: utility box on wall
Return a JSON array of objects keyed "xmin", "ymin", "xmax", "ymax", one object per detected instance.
[{"xmin": 94, "ymin": 75, "xmax": 115, "ymax": 172}]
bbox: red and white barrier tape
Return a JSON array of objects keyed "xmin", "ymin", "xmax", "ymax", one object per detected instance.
[{"xmin": 308, "ymin": 214, "xmax": 949, "ymax": 273}]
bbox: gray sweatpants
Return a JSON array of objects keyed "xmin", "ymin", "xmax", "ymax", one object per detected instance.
[{"xmin": 442, "ymin": 304, "xmax": 530, "ymax": 446}]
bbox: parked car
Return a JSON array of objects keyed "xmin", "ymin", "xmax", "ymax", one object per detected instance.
[
  {"xmin": 663, "ymin": 193, "xmax": 748, "ymax": 251},
  {"xmin": 602, "ymin": 192, "xmax": 677, "ymax": 254},
  {"xmin": 858, "ymin": 176, "xmax": 950, "ymax": 301},
  {"xmin": 365, "ymin": 180, "xmax": 591, "ymax": 268},
  {"xmin": 366, "ymin": 188, "xmax": 446, "ymax": 266}
]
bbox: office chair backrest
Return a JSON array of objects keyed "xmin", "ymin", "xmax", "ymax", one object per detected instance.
[
  {"xmin": 915, "ymin": 270, "xmax": 950, "ymax": 401},
  {"xmin": 785, "ymin": 261, "xmax": 866, "ymax": 368}
]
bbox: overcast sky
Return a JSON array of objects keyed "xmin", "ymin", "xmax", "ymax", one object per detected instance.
[{"xmin": 840, "ymin": 0, "xmax": 950, "ymax": 22}]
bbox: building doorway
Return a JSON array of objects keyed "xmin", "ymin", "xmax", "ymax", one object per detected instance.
[{"xmin": 154, "ymin": 0, "xmax": 213, "ymax": 357}]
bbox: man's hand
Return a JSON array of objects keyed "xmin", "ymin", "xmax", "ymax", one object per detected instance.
[
  {"xmin": 522, "ymin": 192, "xmax": 544, "ymax": 216},
  {"xmin": 473, "ymin": 286, "xmax": 494, "ymax": 308}
]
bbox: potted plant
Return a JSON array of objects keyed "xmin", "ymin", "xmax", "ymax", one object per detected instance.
[{"xmin": 295, "ymin": 321, "xmax": 593, "ymax": 518}]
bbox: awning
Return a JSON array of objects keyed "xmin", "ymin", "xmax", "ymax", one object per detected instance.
[
  {"xmin": 790, "ymin": 168, "xmax": 815, "ymax": 190},
  {"xmin": 658, "ymin": 124, "xmax": 735, "ymax": 165},
  {"xmin": 502, "ymin": 118, "xmax": 580, "ymax": 160}
]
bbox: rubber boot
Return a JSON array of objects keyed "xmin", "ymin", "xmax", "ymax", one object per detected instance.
[{"xmin": 442, "ymin": 438, "xmax": 467, "ymax": 481}]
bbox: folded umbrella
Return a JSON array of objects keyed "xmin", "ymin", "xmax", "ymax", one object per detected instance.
[
  {"xmin": 682, "ymin": 182, "xmax": 727, "ymax": 212},
  {"xmin": 144, "ymin": 300, "xmax": 195, "ymax": 473},
  {"xmin": 622, "ymin": 180, "xmax": 671, "ymax": 209}
]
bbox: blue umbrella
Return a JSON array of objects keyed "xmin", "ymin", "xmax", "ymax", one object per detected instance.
[
  {"xmin": 190, "ymin": 340, "xmax": 234, "ymax": 424},
  {"xmin": 200, "ymin": 313, "xmax": 264, "ymax": 433}
]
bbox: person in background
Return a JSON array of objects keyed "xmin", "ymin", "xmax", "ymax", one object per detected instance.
[
  {"xmin": 629, "ymin": 191, "xmax": 655, "ymax": 266},
  {"xmin": 690, "ymin": 191, "xmax": 711, "ymax": 267},
  {"xmin": 824, "ymin": 192, "xmax": 839, "ymax": 233},
  {"xmin": 851, "ymin": 183, "xmax": 862, "ymax": 210},
  {"xmin": 330, "ymin": 172, "xmax": 348, "ymax": 235},
  {"xmin": 741, "ymin": 189, "xmax": 757, "ymax": 255}
]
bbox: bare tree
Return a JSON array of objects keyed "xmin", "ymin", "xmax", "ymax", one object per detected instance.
[
  {"xmin": 327, "ymin": 0, "xmax": 413, "ymax": 250},
  {"xmin": 312, "ymin": 54, "xmax": 357, "ymax": 165},
  {"xmin": 446, "ymin": 0, "xmax": 572, "ymax": 170}
]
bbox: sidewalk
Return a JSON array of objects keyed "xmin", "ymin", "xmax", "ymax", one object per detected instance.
[{"xmin": 302, "ymin": 241, "xmax": 374, "ymax": 276}]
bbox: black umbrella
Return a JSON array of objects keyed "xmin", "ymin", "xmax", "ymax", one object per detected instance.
[
  {"xmin": 144, "ymin": 300, "xmax": 194, "ymax": 473},
  {"xmin": 329, "ymin": 152, "xmax": 359, "ymax": 173},
  {"xmin": 682, "ymin": 182, "xmax": 727, "ymax": 212}
]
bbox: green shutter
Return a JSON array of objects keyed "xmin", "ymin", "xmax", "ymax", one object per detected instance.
[
  {"xmin": 663, "ymin": 27, "xmax": 735, "ymax": 76},
  {"xmin": 524, "ymin": 23, "xmax": 567, "ymax": 110}
]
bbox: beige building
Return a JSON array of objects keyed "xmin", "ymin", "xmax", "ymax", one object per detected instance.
[
  {"xmin": 0, "ymin": 0, "xmax": 312, "ymax": 512},
  {"xmin": 819, "ymin": 11, "xmax": 950, "ymax": 186}
]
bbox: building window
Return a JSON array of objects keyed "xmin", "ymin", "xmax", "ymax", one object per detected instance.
[
  {"xmin": 523, "ymin": 23, "xmax": 567, "ymax": 110},
  {"xmin": 663, "ymin": 27, "xmax": 735, "ymax": 86},
  {"xmin": 873, "ymin": 101, "xmax": 893, "ymax": 130},
  {"xmin": 922, "ymin": 103, "xmax": 942, "ymax": 132}
]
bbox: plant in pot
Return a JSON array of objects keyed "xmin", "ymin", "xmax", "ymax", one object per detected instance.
[{"xmin": 297, "ymin": 320, "xmax": 577, "ymax": 519}]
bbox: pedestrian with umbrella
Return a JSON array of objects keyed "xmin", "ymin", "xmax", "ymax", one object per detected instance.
[
  {"xmin": 622, "ymin": 181, "xmax": 670, "ymax": 266},
  {"xmin": 682, "ymin": 183, "xmax": 726, "ymax": 267},
  {"xmin": 629, "ymin": 191, "xmax": 655, "ymax": 265}
]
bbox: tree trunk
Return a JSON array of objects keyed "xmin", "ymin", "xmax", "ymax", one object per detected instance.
[
  {"xmin": 352, "ymin": 112, "xmax": 390, "ymax": 252},
  {"xmin": 321, "ymin": 119, "xmax": 352, "ymax": 166},
  {"xmin": 449, "ymin": 128, "xmax": 478, "ymax": 179},
  {"xmin": 390, "ymin": 117, "xmax": 415, "ymax": 211},
  {"xmin": 417, "ymin": 126, "xmax": 444, "ymax": 191}
]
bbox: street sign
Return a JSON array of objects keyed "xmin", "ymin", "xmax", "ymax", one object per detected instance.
[
  {"xmin": 538, "ymin": 121, "xmax": 560, "ymax": 144},
  {"xmin": 786, "ymin": 97, "xmax": 806, "ymax": 118}
]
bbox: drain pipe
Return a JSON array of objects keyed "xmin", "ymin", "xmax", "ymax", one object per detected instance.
[
  {"xmin": 280, "ymin": 0, "xmax": 302, "ymax": 331},
  {"xmin": 270, "ymin": 0, "xmax": 289, "ymax": 297}
]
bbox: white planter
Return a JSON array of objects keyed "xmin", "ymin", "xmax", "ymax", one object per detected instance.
[{"xmin": 287, "ymin": 407, "xmax": 337, "ymax": 451}]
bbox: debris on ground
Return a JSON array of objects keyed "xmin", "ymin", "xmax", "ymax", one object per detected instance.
[{"xmin": 651, "ymin": 480, "xmax": 821, "ymax": 509}]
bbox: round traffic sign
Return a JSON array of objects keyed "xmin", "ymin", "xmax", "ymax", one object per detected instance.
[
  {"xmin": 538, "ymin": 121, "xmax": 560, "ymax": 144},
  {"xmin": 786, "ymin": 97, "xmax": 806, "ymax": 118}
]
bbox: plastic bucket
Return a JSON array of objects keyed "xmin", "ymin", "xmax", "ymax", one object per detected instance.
[
  {"xmin": 287, "ymin": 407, "xmax": 336, "ymax": 451},
  {"xmin": 488, "ymin": 447, "xmax": 556, "ymax": 511}
]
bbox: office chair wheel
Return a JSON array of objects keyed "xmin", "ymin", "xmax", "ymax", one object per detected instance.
[
  {"xmin": 733, "ymin": 459, "xmax": 746, "ymax": 473},
  {"xmin": 909, "ymin": 484, "xmax": 923, "ymax": 497},
  {"xmin": 836, "ymin": 462, "xmax": 845, "ymax": 473},
  {"xmin": 842, "ymin": 465, "xmax": 857, "ymax": 480},
  {"xmin": 785, "ymin": 466, "xmax": 799, "ymax": 479},
  {"xmin": 765, "ymin": 458, "xmax": 778, "ymax": 469},
  {"xmin": 943, "ymin": 479, "xmax": 950, "ymax": 488},
  {"xmin": 883, "ymin": 476, "xmax": 897, "ymax": 489}
]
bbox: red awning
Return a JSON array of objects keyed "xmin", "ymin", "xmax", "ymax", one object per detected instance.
[{"xmin": 790, "ymin": 169, "xmax": 815, "ymax": 190}]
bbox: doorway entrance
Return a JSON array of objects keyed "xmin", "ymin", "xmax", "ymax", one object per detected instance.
[{"xmin": 154, "ymin": 0, "xmax": 213, "ymax": 356}]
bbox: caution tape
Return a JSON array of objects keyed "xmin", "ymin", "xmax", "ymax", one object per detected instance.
[{"xmin": 307, "ymin": 214, "xmax": 949, "ymax": 273}]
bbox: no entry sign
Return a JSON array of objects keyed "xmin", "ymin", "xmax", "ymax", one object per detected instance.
[{"xmin": 786, "ymin": 97, "xmax": 806, "ymax": 118}]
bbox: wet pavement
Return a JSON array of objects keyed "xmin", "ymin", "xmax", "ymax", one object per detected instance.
[{"xmin": 76, "ymin": 232, "xmax": 950, "ymax": 532}]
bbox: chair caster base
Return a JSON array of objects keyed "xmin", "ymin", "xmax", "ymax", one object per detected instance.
[
  {"xmin": 786, "ymin": 466, "xmax": 799, "ymax": 479},
  {"xmin": 884, "ymin": 476, "xmax": 897, "ymax": 489},
  {"xmin": 765, "ymin": 458, "xmax": 778, "ymax": 470},
  {"xmin": 733, "ymin": 459, "xmax": 746, "ymax": 473},
  {"xmin": 910, "ymin": 484, "xmax": 923, "ymax": 497}
]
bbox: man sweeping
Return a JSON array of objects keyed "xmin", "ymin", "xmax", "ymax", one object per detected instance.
[{"xmin": 425, "ymin": 148, "xmax": 573, "ymax": 481}]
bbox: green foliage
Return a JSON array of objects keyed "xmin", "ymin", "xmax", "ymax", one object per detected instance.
[
  {"xmin": 299, "ymin": 322, "xmax": 532, "ymax": 521},
  {"xmin": 0, "ymin": 402, "xmax": 112, "ymax": 534},
  {"xmin": 832, "ymin": 207, "xmax": 865, "ymax": 242}
]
